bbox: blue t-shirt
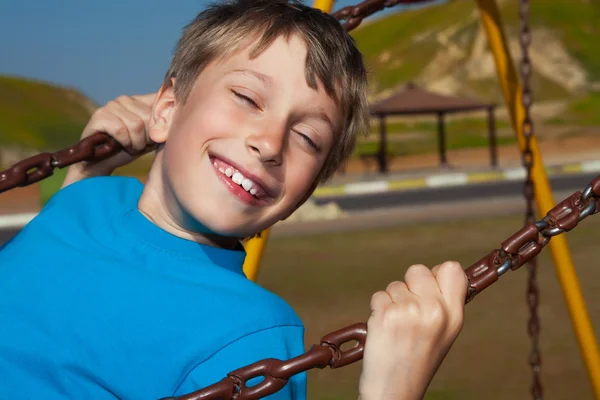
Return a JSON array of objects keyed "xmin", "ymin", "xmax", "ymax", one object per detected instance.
[{"xmin": 0, "ymin": 176, "xmax": 306, "ymax": 399}]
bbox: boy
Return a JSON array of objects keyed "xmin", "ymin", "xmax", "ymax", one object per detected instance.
[{"xmin": 0, "ymin": 1, "xmax": 468, "ymax": 399}]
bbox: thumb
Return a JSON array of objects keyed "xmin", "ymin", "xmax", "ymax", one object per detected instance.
[{"xmin": 132, "ymin": 93, "xmax": 157, "ymax": 106}]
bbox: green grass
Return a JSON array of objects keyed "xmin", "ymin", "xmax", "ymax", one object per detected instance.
[
  {"xmin": 547, "ymin": 91, "xmax": 600, "ymax": 126},
  {"xmin": 257, "ymin": 213, "xmax": 600, "ymax": 399},
  {"xmin": 38, "ymin": 168, "xmax": 68, "ymax": 206},
  {"xmin": 356, "ymin": 117, "xmax": 516, "ymax": 158},
  {"xmin": 0, "ymin": 75, "xmax": 95, "ymax": 150}
]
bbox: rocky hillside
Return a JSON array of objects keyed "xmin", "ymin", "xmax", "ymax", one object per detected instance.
[
  {"xmin": 352, "ymin": 0, "xmax": 600, "ymax": 106},
  {"xmin": 2, "ymin": 0, "xmax": 599, "ymax": 161}
]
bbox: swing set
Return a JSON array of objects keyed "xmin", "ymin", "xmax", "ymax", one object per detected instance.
[{"xmin": 0, "ymin": 0, "xmax": 599, "ymax": 399}]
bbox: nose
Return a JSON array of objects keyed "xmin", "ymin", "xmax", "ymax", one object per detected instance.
[{"xmin": 245, "ymin": 124, "xmax": 286, "ymax": 166}]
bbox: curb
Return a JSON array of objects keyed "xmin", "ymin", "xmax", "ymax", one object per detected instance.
[
  {"xmin": 1, "ymin": 160, "xmax": 599, "ymax": 230},
  {"xmin": 313, "ymin": 159, "xmax": 600, "ymax": 199},
  {"xmin": 0, "ymin": 212, "xmax": 38, "ymax": 230}
]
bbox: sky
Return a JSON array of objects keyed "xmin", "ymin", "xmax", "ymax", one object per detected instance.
[{"xmin": 0, "ymin": 0, "xmax": 442, "ymax": 105}]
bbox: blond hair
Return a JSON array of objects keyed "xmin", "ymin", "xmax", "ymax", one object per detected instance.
[{"xmin": 165, "ymin": 0, "xmax": 368, "ymax": 182}]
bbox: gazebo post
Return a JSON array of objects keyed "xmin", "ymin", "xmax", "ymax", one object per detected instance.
[
  {"xmin": 487, "ymin": 106, "xmax": 498, "ymax": 168},
  {"xmin": 377, "ymin": 114, "xmax": 388, "ymax": 173},
  {"xmin": 437, "ymin": 111, "xmax": 448, "ymax": 167}
]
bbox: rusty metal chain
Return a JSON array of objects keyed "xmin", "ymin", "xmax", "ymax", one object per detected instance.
[
  {"xmin": 162, "ymin": 175, "xmax": 600, "ymax": 400},
  {"xmin": 0, "ymin": 0, "xmax": 434, "ymax": 195},
  {"xmin": 518, "ymin": 0, "xmax": 542, "ymax": 397},
  {"xmin": 0, "ymin": 134, "xmax": 120, "ymax": 193},
  {"xmin": 0, "ymin": 0, "xmax": 595, "ymax": 399},
  {"xmin": 332, "ymin": 0, "xmax": 433, "ymax": 30}
]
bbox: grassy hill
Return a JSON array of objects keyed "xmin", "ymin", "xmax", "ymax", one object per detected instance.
[
  {"xmin": 352, "ymin": 0, "xmax": 600, "ymax": 105},
  {"xmin": 2, "ymin": 0, "xmax": 599, "ymax": 161},
  {"xmin": 0, "ymin": 75, "xmax": 96, "ymax": 151}
]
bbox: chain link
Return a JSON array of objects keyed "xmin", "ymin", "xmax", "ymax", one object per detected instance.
[
  {"xmin": 0, "ymin": 134, "xmax": 120, "ymax": 193},
  {"xmin": 518, "ymin": 0, "xmax": 543, "ymax": 397},
  {"xmin": 168, "ymin": 176, "xmax": 600, "ymax": 400},
  {"xmin": 0, "ymin": 0, "xmax": 597, "ymax": 398},
  {"xmin": 0, "ymin": 0, "xmax": 433, "ymax": 195}
]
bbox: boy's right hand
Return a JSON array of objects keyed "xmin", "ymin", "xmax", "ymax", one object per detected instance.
[
  {"xmin": 62, "ymin": 93, "xmax": 156, "ymax": 188},
  {"xmin": 359, "ymin": 261, "xmax": 468, "ymax": 400}
]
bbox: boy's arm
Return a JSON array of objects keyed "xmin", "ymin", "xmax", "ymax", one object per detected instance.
[
  {"xmin": 62, "ymin": 93, "xmax": 156, "ymax": 188},
  {"xmin": 359, "ymin": 261, "xmax": 468, "ymax": 400}
]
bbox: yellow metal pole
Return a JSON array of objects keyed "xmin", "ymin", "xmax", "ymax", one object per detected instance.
[
  {"xmin": 242, "ymin": 229, "xmax": 272, "ymax": 282},
  {"xmin": 313, "ymin": 0, "xmax": 335, "ymax": 12},
  {"xmin": 242, "ymin": 0, "xmax": 336, "ymax": 281},
  {"xmin": 476, "ymin": 0, "xmax": 600, "ymax": 397}
]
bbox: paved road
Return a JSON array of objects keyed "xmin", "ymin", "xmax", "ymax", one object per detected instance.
[
  {"xmin": 1, "ymin": 171, "xmax": 597, "ymax": 244},
  {"xmin": 0, "ymin": 228, "xmax": 18, "ymax": 246},
  {"xmin": 314, "ymin": 172, "xmax": 598, "ymax": 211}
]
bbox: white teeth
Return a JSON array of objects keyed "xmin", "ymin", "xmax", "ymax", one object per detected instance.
[
  {"xmin": 241, "ymin": 178, "xmax": 254, "ymax": 192},
  {"xmin": 214, "ymin": 162, "xmax": 218, "ymax": 167},
  {"xmin": 216, "ymin": 163, "xmax": 261, "ymax": 197},
  {"xmin": 232, "ymin": 171, "xmax": 244, "ymax": 185}
]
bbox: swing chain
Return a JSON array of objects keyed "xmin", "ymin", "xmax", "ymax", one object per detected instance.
[
  {"xmin": 0, "ymin": 0, "xmax": 431, "ymax": 195},
  {"xmin": 168, "ymin": 175, "xmax": 600, "ymax": 400},
  {"xmin": 0, "ymin": 134, "xmax": 120, "ymax": 194},
  {"xmin": 332, "ymin": 0, "xmax": 427, "ymax": 30},
  {"xmin": 518, "ymin": 0, "xmax": 542, "ymax": 398}
]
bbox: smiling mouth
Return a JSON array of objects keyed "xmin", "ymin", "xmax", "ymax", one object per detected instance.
[{"xmin": 210, "ymin": 156, "xmax": 273, "ymax": 204}]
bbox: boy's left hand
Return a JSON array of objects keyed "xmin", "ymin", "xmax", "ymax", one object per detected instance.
[{"xmin": 358, "ymin": 261, "xmax": 468, "ymax": 400}]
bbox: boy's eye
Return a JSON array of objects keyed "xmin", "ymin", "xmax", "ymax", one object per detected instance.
[
  {"xmin": 232, "ymin": 90, "xmax": 260, "ymax": 109},
  {"xmin": 296, "ymin": 131, "xmax": 320, "ymax": 152}
]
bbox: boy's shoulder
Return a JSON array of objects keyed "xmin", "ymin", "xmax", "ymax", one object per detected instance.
[
  {"xmin": 12, "ymin": 176, "xmax": 142, "ymax": 248},
  {"xmin": 47, "ymin": 176, "xmax": 142, "ymax": 213}
]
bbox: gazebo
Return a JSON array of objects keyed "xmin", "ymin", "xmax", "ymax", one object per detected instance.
[{"xmin": 369, "ymin": 82, "xmax": 497, "ymax": 173}]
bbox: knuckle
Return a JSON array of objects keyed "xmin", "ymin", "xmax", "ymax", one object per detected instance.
[
  {"xmin": 106, "ymin": 99, "xmax": 120, "ymax": 109},
  {"xmin": 449, "ymin": 313, "xmax": 465, "ymax": 335},
  {"xmin": 422, "ymin": 300, "xmax": 448, "ymax": 330},
  {"xmin": 385, "ymin": 280, "xmax": 404, "ymax": 293},
  {"xmin": 371, "ymin": 290, "xmax": 386, "ymax": 302},
  {"xmin": 405, "ymin": 264, "xmax": 428, "ymax": 276},
  {"xmin": 131, "ymin": 117, "xmax": 146, "ymax": 133},
  {"xmin": 115, "ymin": 95, "xmax": 131, "ymax": 104},
  {"xmin": 440, "ymin": 260, "xmax": 462, "ymax": 272},
  {"xmin": 370, "ymin": 290, "xmax": 387, "ymax": 308}
]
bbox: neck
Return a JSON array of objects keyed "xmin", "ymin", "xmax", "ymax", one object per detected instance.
[{"xmin": 138, "ymin": 153, "xmax": 241, "ymax": 250}]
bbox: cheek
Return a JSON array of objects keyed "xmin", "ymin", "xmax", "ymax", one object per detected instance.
[
  {"xmin": 167, "ymin": 100, "xmax": 247, "ymax": 158},
  {"xmin": 282, "ymin": 154, "xmax": 322, "ymax": 200}
]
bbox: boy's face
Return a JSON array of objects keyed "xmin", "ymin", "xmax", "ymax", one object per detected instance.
[{"xmin": 150, "ymin": 35, "xmax": 343, "ymax": 237}]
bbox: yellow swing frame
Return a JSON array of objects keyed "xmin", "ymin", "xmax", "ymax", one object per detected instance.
[{"xmin": 241, "ymin": 0, "xmax": 600, "ymax": 396}]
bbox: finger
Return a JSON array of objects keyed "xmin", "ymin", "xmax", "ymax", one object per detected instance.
[
  {"xmin": 404, "ymin": 264, "xmax": 440, "ymax": 298},
  {"xmin": 105, "ymin": 102, "xmax": 148, "ymax": 153},
  {"xmin": 132, "ymin": 93, "xmax": 157, "ymax": 107},
  {"xmin": 115, "ymin": 95, "xmax": 153, "ymax": 124},
  {"xmin": 115, "ymin": 96, "xmax": 154, "ymax": 149},
  {"xmin": 384, "ymin": 280, "xmax": 411, "ymax": 304},
  {"xmin": 433, "ymin": 261, "xmax": 468, "ymax": 309},
  {"xmin": 81, "ymin": 111, "xmax": 133, "ymax": 149},
  {"xmin": 369, "ymin": 290, "xmax": 392, "ymax": 315}
]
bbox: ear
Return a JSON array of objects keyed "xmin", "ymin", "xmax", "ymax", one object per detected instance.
[
  {"xmin": 279, "ymin": 180, "xmax": 320, "ymax": 221},
  {"xmin": 148, "ymin": 78, "xmax": 176, "ymax": 144}
]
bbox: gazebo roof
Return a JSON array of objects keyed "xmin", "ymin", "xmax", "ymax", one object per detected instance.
[{"xmin": 370, "ymin": 82, "xmax": 494, "ymax": 116}]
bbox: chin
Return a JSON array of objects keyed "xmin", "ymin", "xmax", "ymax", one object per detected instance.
[{"xmin": 183, "ymin": 205, "xmax": 270, "ymax": 238}]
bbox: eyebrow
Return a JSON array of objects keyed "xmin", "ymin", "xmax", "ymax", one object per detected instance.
[
  {"xmin": 309, "ymin": 109, "xmax": 337, "ymax": 134},
  {"xmin": 228, "ymin": 68, "xmax": 274, "ymax": 85}
]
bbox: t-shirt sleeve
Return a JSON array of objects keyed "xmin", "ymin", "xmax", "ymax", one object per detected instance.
[{"xmin": 172, "ymin": 325, "xmax": 307, "ymax": 399}]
